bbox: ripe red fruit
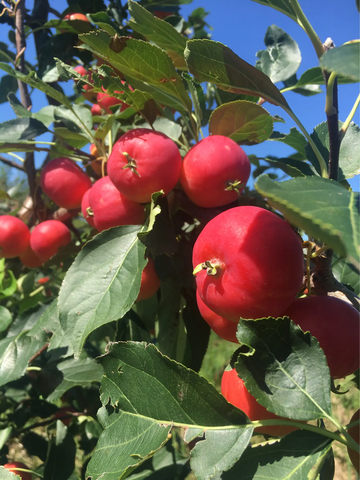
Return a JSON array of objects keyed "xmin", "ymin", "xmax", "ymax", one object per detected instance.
[
  {"xmin": 107, "ymin": 128, "xmax": 182, "ymax": 203},
  {"xmin": 64, "ymin": 12, "xmax": 89, "ymax": 22},
  {"xmin": 19, "ymin": 245, "xmax": 44, "ymax": 268},
  {"xmin": 347, "ymin": 409, "xmax": 360, "ymax": 473},
  {"xmin": 196, "ymin": 290, "xmax": 238, "ymax": 343},
  {"xmin": 81, "ymin": 189, "xmax": 96, "ymax": 228},
  {"xmin": 3, "ymin": 462, "xmax": 31, "ymax": 480},
  {"xmin": 30, "ymin": 220, "xmax": 71, "ymax": 261},
  {"xmin": 180, "ymin": 135, "xmax": 251, "ymax": 208},
  {"xmin": 97, "ymin": 92, "xmax": 129, "ymax": 114},
  {"xmin": 136, "ymin": 258, "xmax": 161, "ymax": 301},
  {"xmin": 193, "ymin": 206, "xmax": 304, "ymax": 321},
  {"xmin": 54, "ymin": 406, "xmax": 77, "ymax": 426},
  {"xmin": 73, "ymin": 66, "xmax": 96, "ymax": 102},
  {"xmin": 0, "ymin": 216, "xmax": 30, "ymax": 258},
  {"xmin": 88, "ymin": 176, "xmax": 145, "ymax": 232},
  {"xmin": 221, "ymin": 367, "xmax": 297, "ymax": 436},
  {"xmin": 91, "ymin": 103, "xmax": 102, "ymax": 116},
  {"xmin": 283, "ymin": 296, "xmax": 359, "ymax": 379},
  {"xmin": 41, "ymin": 157, "xmax": 92, "ymax": 209}
]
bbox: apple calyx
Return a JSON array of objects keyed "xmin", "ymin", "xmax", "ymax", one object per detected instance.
[
  {"xmin": 193, "ymin": 260, "xmax": 222, "ymax": 276},
  {"xmin": 121, "ymin": 151, "xmax": 141, "ymax": 177},
  {"xmin": 86, "ymin": 207, "xmax": 94, "ymax": 217},
  {"xmin": 225, "ymin": 179, "xmax": 245, "ymax": 194}
]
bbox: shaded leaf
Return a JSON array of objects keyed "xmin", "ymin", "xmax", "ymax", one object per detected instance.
[
  {"xmin": 291, "ymin": 66, "xmax": 357, "ymax": 87},
  {"xmin": 78, "ymin": 31, "xmax": 192, "ymax": 113},
  {"xmin": 88, "ymin": 12, "xmax": 118, "ymax": 36},
  {"xmin": 128, "ymin": 0, "xmax": 187, "ymax": 69},
  {"xmin": 7, "ymin": 92, "xmax": 32, "ymax": 117},
  {"xmin": 333, "ymin": 257, "xmax": 360, "ymax": 296},
  {"xmin": 320, "ymin": 42, "xmax": 360, "ymax": 81},
  {"xmin": 0, "ymin": 75, "xmax": 18, "ymax": 104},
  {"xmin": 250, "ymin": 0, "xmax": 298, "ymax": 22},
  {"xmin": 305, "ymin": 121, "xmax": 360, "ymax": 180},
  {"xmin": 54, "ymin": 105, "xmax": 93, "ymax": 137},
  {"xmin": 0, "ymin": 306, "xmax": 12, "ymax": 333},
  {"xmin": 44, "ymin": 421, "xmax": 76, "ymax": 480},
  {"xmin": 264, "ymin": 155, "xmax": 316, "ymax": 178},
  {"xmin": 185, "ymin": 39, "xmax": 289, "ymax": 108},
  {"xmin": 0, "ymin": 118, "xmax": 48, "ymax": 142},
  {"xmin": 283, "ymin": 72, "xmax": 323, "ymax": 96},
  {"xmin": 256, "ymin": 25, "xmax": 301, "ymax": 83},
  {"xmin": 47, "ymin": 356, "xmax": 103, "ymax": 401},
  {"xmin": 209, "ymin": 100, "xmax": 273, "ymax": 145},
  {"xmin": 0, "ymin": 142, "xmax": 49, "ymax": 153},
  {"xmin": 255, "ymin": 175, "xmax": 360, "ymax": 270},
  {"xmin": 58, "ymin": 226, "xmax": 147, "ymax": 357},
  {"xmin": 235, "ymin": 317, "xmax": 332, "ymax": 420},
  {"xmin": 269, "ymin": 127, "xmax": 307, "ymax": 157},
  {"xmin": 223, "ymin": 430, "xmax": 332, "ymax": 479}
]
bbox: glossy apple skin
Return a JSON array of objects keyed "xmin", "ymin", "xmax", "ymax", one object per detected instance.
[
  {"xmin": 136, "ymin": 258, "xmax": 161, "ymax": 301},
  {"xmin": 196, "ymin": 290, "xmax": 238, "ymax": 343},
  {"xmin": 91, "ymin": 103, "xmax": 102, "ymax": 116},
  {"xmin": 30, "ymin": 220, "xmax": 71, "ymax": 261},
  {"xmin": 107, "ymin": 128, "xmax": 182, "ymax": 203},
  {"xmin": 64, "ymin": 13, "xmax": 89, "ymax": 22},
  {"xmin": 193, "ymin": 206, "xmax": 304, "ymax": 321},
  {"xmin": 88, "ymin": 176, "xmax": 145, "ymax": 232},
  {"xmin": 3, "ymin": 461, "xmax": 32, "ymax": 480},
  {"xmin": 221, "ymin": 368, "xmax": 297, "ymax": 436},
  {"xmin": 19, "ymin": 245, "xmax": 44, "ymax": 268},
  {"xmin": 0, "ymin": 216, "xmax": 30, "ymax": 258},
  {"xmin": 180, "ymin": 135, "xmax": 251, "ymax": 208},
  {"xmin": 73, "ymin": 66, "xmax": 96, "ymax": 102},
  {"xmin": 283, "ymin": 296, "xmax": 360, "ymax": 379},
  {"xmin": 97, "ymin": 92, "xmax": 130, "ymax": 114},
  {"xmin": 347, "ymin": 409, "xmax": 360, "ymax": 473},
  {"xmin": 41, "ymin": 157, "xmax": 92, "ymax": 209}
]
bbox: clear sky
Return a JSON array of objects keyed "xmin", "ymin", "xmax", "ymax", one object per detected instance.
[{"xmin": 1, "ymin": 0, "xmax": 359, "ymax": 189}]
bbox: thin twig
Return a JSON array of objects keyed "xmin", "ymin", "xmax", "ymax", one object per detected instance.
[{"xmin": 0, "ymin": 155, "xmax": 25, "ymax": 171}]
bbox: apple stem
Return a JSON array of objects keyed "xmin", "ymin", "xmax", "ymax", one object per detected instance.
[
  {"xmin": 193, "ymin": 260, "xmax": 222, "ymax": 276},
  {"xmin": 225, "ymin": 179, "xmax": 245, "ymax": 195},
  {"xmin": 121, "ymin": 151, "xmax": 141, "ymax": 177}
]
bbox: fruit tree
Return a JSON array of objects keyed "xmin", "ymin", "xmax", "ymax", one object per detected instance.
[{"xmin": 0, "ymin": 0, "xmax": 359, "ymax": 479}]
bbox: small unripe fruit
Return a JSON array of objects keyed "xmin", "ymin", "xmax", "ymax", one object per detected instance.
[
  {"xmin": 41, "ymin": 157, "xmax": 92, "ymax": 209},
  {"xmin": 30, "ymin": 220, "xmax": 71, "ymax": 261},
  {"xmin": 136, "ymin": 258, "xmax": 161, "ymax": 301},
  {"xmin": 0, "ymin": 215, "xmax": 30, "ymax": 258}
]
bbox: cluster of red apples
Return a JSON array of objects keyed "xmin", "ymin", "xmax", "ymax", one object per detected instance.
[{"xmin": 192, "ymin": 205, "xmax": 359, "ymax": 435}]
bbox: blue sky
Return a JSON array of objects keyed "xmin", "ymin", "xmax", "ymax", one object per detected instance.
[{"xmin": 1, "ymin": 0, "xmax": 359, "ymax": 189}]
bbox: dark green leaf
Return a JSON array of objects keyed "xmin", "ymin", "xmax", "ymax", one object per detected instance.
[
  {"xmin": 7, "ymin": 93, "xmax": 32, "ymax": 118},
  {"xmin": 88, "ymin": 12, "xmax": 118, "ymax": 36},
  {"xmin": 320, "ymin": 42, "xmax": 360, "ymax": 81},
  {"xmin": 54, "ymin": 105, "xmax": 93, "ymax": 137},
  {"xmin": 44, "ymin": 421, "xmax": 76, "ymax": 480},
  {"xmin": 256, "ymin": 25, "xmax": 301, "ymax": 83},
  {"xmin": 235, "ymin": 317, "xmax": 332, "ymax": 420},
  {"xmin": 78, "ymin": 31, "xmax": 192, "ymax": 113},
  {"xmin": 47, "ymin": 356, "xmax": 103, "ymax": 401},
  {"xmin": 128, "ymin": 0, "xmax": 187, "ymax": 69},
  {"xmin": 22, "ymin": 432, "xmax": 49, "ymax": 462},
  {"xmin": 282, "ymin": 72, "xmax": 323, "ymax": 96},
  {"xmin": 0, "ymin": 62, "xmax": 72, "ymax": 107},
  {"xmin": 0, "ymin": 75, "xmax": 18, "ymax": 104},
  {"xmin": 185, "ymin": 39, "xmax": 289, "ymax": 108},
  {"xmin": 333, "ymin": 257, "xmax": 360, "ymax": 296},
  {"xmin": 292, "ymin": 66, "xmax": 357, "ymax": 86},
  {"xmin": 54, "ymin": 127, "xmax": 89, "ymax": 148},
  {"xmin": 0, "ymin": 142, "xmax": 49, "ymax": 153},
  {"xmin": 58, "ymin": 226, "xmax": 147, "ymax": 357},
  {"xmin": 209, "ymin": 100, "xmax": 273, "ymax": 145},
  {"xmin": 264, "ymin": 155, "xmax": 316, "ymax": 178},
  {"xmin": 0, "ymin": 304, "xmax": 50, "ymax": 387},
  {"xmin": 223, "ymin": 430, "xmax": 332, "ymax": 479},
  {"xmin": 255, "ymin": 175, "xmax": 360, "ymax": 271},
  {"xmin": 305, "ymin": 121, "xmax": 360, "ymax": 180},
  {"xmin": 0, "ymin": 118, "xmax": 48, "ymax": 142},
  {"xmin": 183, "ymin": 72, "xmax": 206, "ymax": 131},
  {"xmin": 250, "ymin": 0, "xmax": 298, "ymax": 21},
  {"xmin": 0, "ymin": 306, "xmax": 11, "ymax": 333},
  {"xmin": 270, "ymin": 127, "xmax": 307, "ymax": 158}
]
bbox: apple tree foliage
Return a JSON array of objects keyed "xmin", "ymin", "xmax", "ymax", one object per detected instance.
[{"xmin": 0, "ymin": 0, "xmax": 359, "ymax": 479}]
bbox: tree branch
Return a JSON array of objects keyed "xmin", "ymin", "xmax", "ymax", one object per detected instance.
[{"xmin": 0, "ymin": 155, "xmax": 25, "ymax": 171}]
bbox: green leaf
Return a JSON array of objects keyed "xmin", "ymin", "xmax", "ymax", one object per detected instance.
[
  {"xmin": 88, "ymin": 12, "xmax": 118, "ymax": 36},
  {"xmin": 0, "ymin": 118, "xmax": 48, "ymax": 142},
  {"xmin": 54, "ymin": 105, "xmax": 93, "ymax": 137},
  {"xmin": 0, "ymin": 467, "xmax": 22, "ymax": 479},
  {"xmin": 54, "ymin": 127, "xmax": 90, "ymax": 148},
  {"xmin": 47, "ymin": 356, "xmax": 103, "ymax": 401},
  {"xmin": 250, "ymin": 0, "xmax": 298, "ymax": 22},
  {"xmin": 78, "ymin": 31, "xmax": 192, "ymax": 113},
  {"xmin": 184, "ymin": 39, "xmax": 289, "ymax": 108},
  {"xmin": 209, "ymin": 100, "xmax": 273, "ymax": 145},
  {"xmin": 190, "ymin": 428, "xmax": 253, "ymax": 479},
  {"xmin": 333, "ymin": 257, "xmax": 360, "ymax": 296},
  {"xmin": 0, "ymin": 142, "xmax": 50, "ymax": 153},
  {"xmin": 0, "ymin": 304, "xmax": 50, "ymax": 387},
  {"xmin": 86, "ymin": 342, "xmax": 251, "ymax": 479},
  {"xmin": 282, "ymin": 72, "xmax": 323, "ymax": 97},
  {"xmin": 255, "ymin": 175, "xmax": 360, "ymax": 271},
  {"xmin": 223, "ymin": 430, "xmax": 332, "ymax": 479},
  {"xmin": 86, "ymin": 408, "xmax": 172, "ymax": 480},
  {"xmin": 292, "ymin": 66, "xmax": 357, "ymax": 86},
  {"xmin": 183, "ymin": 72, "xmax": 206, "ymax": 131},
  {"xmin": 0, "ymin": 306, "xmax": 12, "ymax": 333},
  {"xmin": 256, "ymin": 25, "xmax": 301, "ymax": 83},
  {"xmin": 320, "ymin": 42, "xmax": 360, "ymax": 81},
  {"xmin": 270, "ymin": 127, "xmax": 307, "ymax": 157},
  {"xmin": 264, "ymin": 155, "xmax": 316, "ymax": 178},
  {"xmin": 44, "ymin": 421, "xmax": 76, "ymax": 480},
  {"xmin": 7, "ymin": 92, "xmax": 32, "ymax": 118},
  {"xmin": 235, "ymin": 317, "xmax": 332, "ymax": 420},
  {"xmin": 0, "ymin": 62, "xmax": 72, "ymax": 108},
  {"xmin": 305, "ymin": 121, "xmax": 360, "ymax": 180},
  {"xmin": 128, "ymin": 0, "xmax": 187, "ymax": 69},
  {"xmin": 0, "ymin": 75, "xmax": 18, "ymax": 104},
  {"xmin": 33, "ymin": 105, "xmax": 57, "ymax": 127},
  {"xmin": 58, "ymin": 226, "xmax": 147, "ymax": 357}
]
